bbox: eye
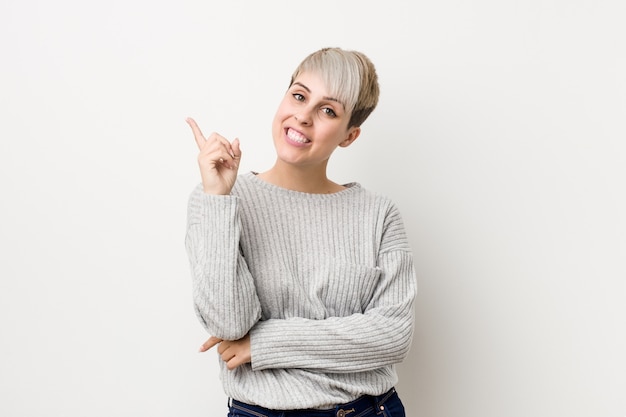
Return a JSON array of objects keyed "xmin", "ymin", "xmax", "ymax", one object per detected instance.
[
  {"xmin": 322, "ymin": 107, "xmax": 337, "ymax": 118},
  {"xmin": 292, "ymin": 93, "xmax": 305, "ymax": 101}
]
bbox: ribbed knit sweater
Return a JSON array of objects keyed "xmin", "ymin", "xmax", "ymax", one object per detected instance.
[{"xmin": 185, "ymin": 171, "xmax": 417, "ymax": 409}]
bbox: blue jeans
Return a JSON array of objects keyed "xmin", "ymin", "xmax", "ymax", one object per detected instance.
[{"xmin": 227, "ymin": 387, "xmax": 406, "ymax": 417}]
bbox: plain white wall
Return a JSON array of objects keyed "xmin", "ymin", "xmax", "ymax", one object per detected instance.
[{"xmin": 1, "ymin": 1, "xmax": 624, "ymax": 416}]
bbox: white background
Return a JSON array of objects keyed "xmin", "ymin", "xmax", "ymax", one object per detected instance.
[{"xmin": 1, "ymin": 1, "xmax": 625, "ymax": 416}]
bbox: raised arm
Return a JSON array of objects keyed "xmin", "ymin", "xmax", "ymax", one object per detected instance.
[{"xmin": 185, "ymin": 118, "xmax": 261, "ymax": 340}]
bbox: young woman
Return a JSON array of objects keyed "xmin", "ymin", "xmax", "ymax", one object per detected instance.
[{"xmin": 185, "ymin": 47, "xmax": 416, "ymax": 417}]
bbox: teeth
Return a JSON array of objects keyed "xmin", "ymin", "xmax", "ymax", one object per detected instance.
[{"xmin": 287, "ymin": 128, "xmax": 309, "ymax": 143}]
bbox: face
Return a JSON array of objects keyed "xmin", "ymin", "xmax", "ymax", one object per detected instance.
[{"xmin": 271, "ymin": 71, "xmax": 360, "ymax": 169}]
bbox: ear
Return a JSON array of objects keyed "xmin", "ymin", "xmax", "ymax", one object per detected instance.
[{"xmin": 339, "ymin": 126, "xmax": 361, "ymax": 148}]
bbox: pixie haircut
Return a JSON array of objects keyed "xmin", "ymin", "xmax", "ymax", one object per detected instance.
[{"xmin": 289, "ymin": 47, "xmax": 380, "ymax": 128}]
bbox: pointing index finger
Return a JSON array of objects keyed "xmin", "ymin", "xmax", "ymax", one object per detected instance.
[{"xmin": 186, "ymin": 117, "xmax": 206, "ymax": 149}]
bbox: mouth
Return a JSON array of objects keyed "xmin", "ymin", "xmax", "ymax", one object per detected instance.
[{"xmin": 286, "ymin": 128, "xmax": 310, "ymax": 144}]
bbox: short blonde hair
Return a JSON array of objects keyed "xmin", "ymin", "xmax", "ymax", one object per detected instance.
[{"xmin": 289, "ymin": 47, "xmax": 380, "ymax": 128}]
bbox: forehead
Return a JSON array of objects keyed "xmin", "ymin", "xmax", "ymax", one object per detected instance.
[
  {"xmin": 291, "ymin": 71, "xmax": 328, "ymax": 92},
  {"xmin": 291, "ymin": 71, "xmax": 344, "ymax": 106}
]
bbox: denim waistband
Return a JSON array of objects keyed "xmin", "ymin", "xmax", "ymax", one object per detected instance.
[{"xmin": 229, "ymin": 387, "xmax": 397, "ymax": 417}]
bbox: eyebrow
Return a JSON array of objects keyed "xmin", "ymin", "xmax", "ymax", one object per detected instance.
[{"xmin": 292, "ymin": 82, "xmax": 344, "ymax": 107}]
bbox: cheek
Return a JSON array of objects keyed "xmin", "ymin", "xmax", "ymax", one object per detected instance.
[
  {"xmin": 319, "ymin": 126, "xmax": 346, "ymax": 147},
  {"xmin": 272, "ymin": 102, "xmax": 292, "ymax": 136},
  {"xmin": 271, "ymin": 113, "xmax": 283, "ymax": 139}
]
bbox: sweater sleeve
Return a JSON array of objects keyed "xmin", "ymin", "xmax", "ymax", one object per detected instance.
[
  {"xmin": 185, "ymin": 185, "xmax": 262, "ymax": 340},
  {"xmin": 249, "ymin": 204, "xmax": 417, "ymax": 373}
]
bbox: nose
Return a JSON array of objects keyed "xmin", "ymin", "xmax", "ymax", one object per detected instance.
[{"xmin": 294, "ymin": 110, "xmax": 312, "ymax": 125}]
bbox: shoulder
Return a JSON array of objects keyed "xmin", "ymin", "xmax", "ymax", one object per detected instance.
[{"xmin": 350, "ymin": 184, "xmax": 402, "ymax": 215}]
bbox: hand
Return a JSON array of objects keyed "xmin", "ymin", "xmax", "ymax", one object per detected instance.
[
  {"xmin": 199, "ymin": 334, "xmax": 251, "ymax": 370},
  {"xmin": 186, "ymin": 117, "xmax": 241, "ymax": 195}
]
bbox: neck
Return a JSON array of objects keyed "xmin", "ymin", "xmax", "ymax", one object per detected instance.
[{"xmin": 258, "ymin": 161, "xmax": 345, "ymax": 194}]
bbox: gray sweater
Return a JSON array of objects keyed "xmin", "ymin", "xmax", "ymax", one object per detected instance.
[{"xmin": 186, "ymin": 172, "xmax": 417, "ymax": 409}]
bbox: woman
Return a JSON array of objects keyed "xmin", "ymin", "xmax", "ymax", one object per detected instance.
[{"xmin": 185, "ymin": 47, "xmax": 416, "ymax": 416}]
